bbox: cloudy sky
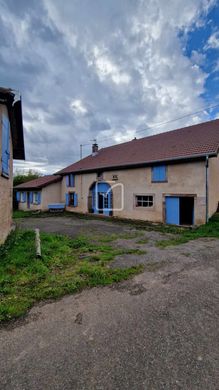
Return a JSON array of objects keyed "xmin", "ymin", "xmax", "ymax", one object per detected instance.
[{"xmin": 1, "ymin": 0, "xmax": 219, "ymax": 174}]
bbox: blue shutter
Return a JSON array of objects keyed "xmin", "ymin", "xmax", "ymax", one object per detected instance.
[
  {"xmin": 30, "ymin": 191, "xmax": 33, "ymax": 204},
  {"xmin": 16, "ymin": 191, "xmax": 20, "ymax": 202},
  {"xmin": 37, "ymin": 192, "xmax": 41, "ymax": 205},
  {"xmin": 23, "ymin": 192, "xmax": 27, "ymax": 202},
  {"xmin": 74, "ymin": 193, "xmax": 78, "ymax": 207},
  {"xmin": 2, "ymin": 114, "xmax": 10, "ymax": 177},
  {"xmin": 70, "ymin": 174, "xmax": 75, "ymax": 187},
  {"xmin": 152, "ymin": 166, "xmax": 166, "ymax": 182},
  {"xmin": 65, "ymin": 193, "xmax": 69, "ymax": 206},
  {"xmin": 66, "ymin": 175, "xmax": 69, "ymax": 187}
]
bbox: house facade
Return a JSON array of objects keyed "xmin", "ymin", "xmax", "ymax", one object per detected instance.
[
  {"xmin": 15, "ymin": 175, "xmax": 62, "ymax": 211},
  {"xmin": 57, "ymin": 120, "xmax": 219, "ymax": 226},
  {"xmin": 0, "ymin": 87, "xmax": 25, "ymax": 244}
]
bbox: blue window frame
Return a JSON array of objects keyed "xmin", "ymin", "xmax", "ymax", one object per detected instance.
[
  {"xmin": 69, "ymin": 192, "xmax": 78, "ymax": 207},
  {"xmin": 152, "ymin": 165, "xmax": 167, "ymax": 182},
  {"xmin": 66, "ymin": 174, "xmax": 75, "ymax": 187},
  {"xmin": 20, "ymin": 192, "xmax": 27, "ymax": 203},
  {"xmin": 1, "ymin": 114, "xmax": 10, "ymax": 178},
  {"xmin": 16, "ymin": 191, "xmax": 21, "ymax": 202}
]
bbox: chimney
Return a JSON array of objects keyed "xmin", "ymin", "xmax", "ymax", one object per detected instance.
[{"xmin": 92, "ymin": 142, "xmax": 98, "ymax": 156}]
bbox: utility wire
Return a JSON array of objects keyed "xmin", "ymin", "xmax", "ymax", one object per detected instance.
[
  {"xmin": 97, "ymin": 101, "xmax": 219, "ymax": 143},
  {"xmin": 79, "ymin": 101, "xmax": 219, "ymax": 151}
]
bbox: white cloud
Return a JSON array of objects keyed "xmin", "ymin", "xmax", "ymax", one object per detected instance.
[
  {"xmin": 190, "ymin": 50, "xmax": 206, "ymax": 66},
  {"xmin": 205, "ymin": 31, "xmax": 219, "ymax": 49},
  {"xmin": 70, "ymin": 99, "xmax": 87, "ymax": 115},
  {"xmin": 0, "ymin": 0, "xmax": 217, "ymax": 173},
  {"xmin": 89, "ymin": 46, "xmax": 131, "ymax": 85}
]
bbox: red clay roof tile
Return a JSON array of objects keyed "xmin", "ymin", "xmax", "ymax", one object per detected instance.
[
  {"xmin": 57, "ymin": 119, "xmax": 219, "ymax": 174},
  {"xmin": 14, "ymin": 175, "xmax": 62, "ymax": 189}
]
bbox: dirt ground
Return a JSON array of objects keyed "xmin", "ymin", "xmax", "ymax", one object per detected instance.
[{"xmin": 1, "ymin": 216, "xmax": 218, "ymax": 389}]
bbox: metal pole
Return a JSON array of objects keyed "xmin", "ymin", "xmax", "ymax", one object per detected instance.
[{"xmin": 80, "ymin": 144, "xmax": 82, "ymax": 160}]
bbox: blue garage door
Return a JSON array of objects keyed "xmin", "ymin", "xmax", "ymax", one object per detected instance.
[{"xmin": 166, "ymin": 197, "xmax": 179, "ymax": 225}]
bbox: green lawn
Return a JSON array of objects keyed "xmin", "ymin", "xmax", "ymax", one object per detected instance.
[
  {"xmin": 0, "ymin": 230, "xmax": 143, "ymax": 322},
  {"xmin": 156, "ymin": 213, "xmax": 219, "ymax": 248}
]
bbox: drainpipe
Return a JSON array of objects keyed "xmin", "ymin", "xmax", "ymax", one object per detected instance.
[{"xmin": 205, "ymin": 155, "xmax": 209, "ymax": 224}]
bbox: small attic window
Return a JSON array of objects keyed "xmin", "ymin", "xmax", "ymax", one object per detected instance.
[{"xmin": 97, "ymin": 172, "xmax": 103, "ymax": 180}]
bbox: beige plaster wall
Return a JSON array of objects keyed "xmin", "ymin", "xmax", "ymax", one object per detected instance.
[
  {"xmin": 208, "ymin": 154, "xmax": 219, "ymax": 217},
  {"xmin": 18, "ymin": 181, "xmax": 62, "ymax": 211},
  {"xmin": 61, "ymin": 172, "xmax": 96, "ymax": 212},
  {"xmin": 62, "ymin": 160, "xmax": 208, "ymax": 225},
  {"xmin": 41, "ymin": 181, "xmax": 62, "ymax": 210},
  {"xmin": 0, "ymin": 105, "xmax": 13, "ymax": 244}
]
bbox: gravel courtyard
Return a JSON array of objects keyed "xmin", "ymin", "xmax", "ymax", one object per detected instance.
[{"xmin": 0, "ymin": 216, "xmax": 218, "ymax": 389}]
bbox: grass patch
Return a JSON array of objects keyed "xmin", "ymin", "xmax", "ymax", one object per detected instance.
[
  {"xmin": 136, "ymin": 238, "xmax": 149, "ymax": 245},
  {"xmin": 0, "ymin": 230, "xmax": 143, "ymax": 322},
  {"xmin": 13, "ymin": 210, "xmax": 74, "ymax": 219},
  {"xmin": 156, "ymin": 213, "xmax": 219, "ymax": 248}
]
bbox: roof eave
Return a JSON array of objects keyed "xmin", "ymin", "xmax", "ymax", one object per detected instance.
[
  {"xmin": 14, "ymin": 176, "xmax": 62, "ymax": 190},
  {"xmin": 56, "ymin": 152, "xmax": 218, "ymax": 175}
]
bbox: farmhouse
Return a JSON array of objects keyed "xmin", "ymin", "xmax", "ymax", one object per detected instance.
[
  {"xmin": 0, "ymin": 87, "xmax": 25, "ymax": 244},
  {"xmin": 56, "ymin": 119, "xmax": 219, "ymax": 226},
  {"xmin": 15, "ymin": 175, "xmax": 62, "ymax": 211}
]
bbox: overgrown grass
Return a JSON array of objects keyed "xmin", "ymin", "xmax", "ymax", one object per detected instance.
[
  {"xmin": 13, "ymin": 210, "xmax": 71, "ymax": 219},
  {"xmin": 0, "ymin": 230, "xmax": 143, "ymax": 322},
  {"xmin": 156, "ymin": 213, "xmax": 219, "ymax": 248}
]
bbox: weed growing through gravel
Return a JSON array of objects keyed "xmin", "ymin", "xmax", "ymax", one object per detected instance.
[
  {"xmin": 156, "ymin": 213, "xmax": 219, "ymax": 248},
  {"xmin": 0, "ymin": 230, "xmax": 143, "ymax": 322}
]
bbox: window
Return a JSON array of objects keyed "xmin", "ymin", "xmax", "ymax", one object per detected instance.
[
  {"xmin": 1, "ymin": 114, "xmax": 10, "ymax": 178},
  {"xmin": 152, "ymin": 165, "xmax": 167, "ymax": 182},
  {"xmin": 32, "ymin": 191, "xmax": 41, "ymax": 205},
  {"xmin": 66, "ymin": 174, "xmax": 75, "ymax": 187},
  {"xmin": 66, "ymin": 192, "xmax": 78, "ymax": 207},
  {"xmin": 33, "ymin": 192, "xmax": 38, "ymax": 204},
  {"xmin": 20, "ymin": 192, "xmax": 26, "ymax": 203},
  {"xmin": 135, "ymin": 195, "xmax": 154, "ymax": 208},
  {"xmin": 97, "ymin": 172, "xmax": 103, "ymax": 180}
]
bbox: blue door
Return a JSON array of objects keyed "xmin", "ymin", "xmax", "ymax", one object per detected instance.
[
  {"xmin": 92, "ymin": 182, "xmax": 112, "ymax": 216},
  {"xmin": 166, "ymin": 197, "xmax": 179, "ymax": 225}
]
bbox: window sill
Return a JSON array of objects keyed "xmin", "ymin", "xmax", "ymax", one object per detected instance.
[
  {"xmin": 151, "ymin": 180, "xmax": 168, "ymax": 183},
  {"xmin": 135, "ymin": 206, "xmax": 155, "ymax": 210},
  {"xmin": 1, "ymin": 172, "xmax": 9, "ymax": 179}
]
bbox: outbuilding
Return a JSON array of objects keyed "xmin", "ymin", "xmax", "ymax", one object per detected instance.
[{"xmin": 15, "ymin": 175, "xmax": 62, "ymax": 211}]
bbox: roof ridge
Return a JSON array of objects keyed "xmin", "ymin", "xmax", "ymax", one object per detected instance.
[
  {"xmin": 99, "ymin": 118, "xmax": 219, "ymax": 153},
  {"xmin": 56, "ymin": 118, "xmax": 219, "ymax": 175}
]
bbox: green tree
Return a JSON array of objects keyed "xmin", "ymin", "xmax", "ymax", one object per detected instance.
[{"xmin": 13, "ymin": 169, "xmax": 42, "ymax": 187}]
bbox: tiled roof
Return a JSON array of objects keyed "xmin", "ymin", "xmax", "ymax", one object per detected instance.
[
  {"xmin": 14, "ymin": 175, "xmax": 62, "ymax": 189},
  {"xmin": 57, "ymin": 119, "xmax": 219, "ymax": 174}
]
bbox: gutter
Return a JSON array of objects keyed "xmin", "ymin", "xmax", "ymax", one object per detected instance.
[{"xmin": 205, "ymin": 155, "xmax": 209, "ymax": 224}]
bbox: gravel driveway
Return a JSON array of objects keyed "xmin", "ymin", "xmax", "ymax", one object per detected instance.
[{"xmin": 1, "ymin": 216, "xmax": 218, "ymax": 389}]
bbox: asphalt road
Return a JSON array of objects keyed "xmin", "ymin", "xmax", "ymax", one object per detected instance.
[{"xmin": 0, "ymin": 217, "xmax": 218, "ymax": 389}]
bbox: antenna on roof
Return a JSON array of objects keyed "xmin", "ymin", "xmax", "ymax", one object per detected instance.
[{"xmin": 79, "ymin": 139, "xmax": 97, "ymax": 159}]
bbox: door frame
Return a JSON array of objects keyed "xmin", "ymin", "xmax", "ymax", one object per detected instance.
[
  {"xmin": 163, "ymin": 193, "xmax": 196, "ymax": 225},
  {"xmin": 90, "ymin": 182, "xmax": 113, "ymax": 216}
]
